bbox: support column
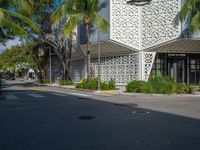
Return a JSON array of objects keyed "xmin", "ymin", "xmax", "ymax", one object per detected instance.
[{"xmin": 138, "ymin": 51, "xmax": 144, "ymax": 81}]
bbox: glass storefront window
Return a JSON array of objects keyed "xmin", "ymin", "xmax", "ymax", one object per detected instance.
[
  {"xmin": 151, "ymin": 53, "xmax": 200, "ymax": 85},
  {"xmin": 190, "ymin": 60, "xmax": 196, "ymax": 64}
]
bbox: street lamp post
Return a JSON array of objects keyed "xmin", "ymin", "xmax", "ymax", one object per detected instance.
[
  {"xmin": 97, "ymin": 28, "xmax": 101, "ymax": 92},
  {"xmin": 49, "ymin": 46, "xmax": 52, "ymax": 84}
]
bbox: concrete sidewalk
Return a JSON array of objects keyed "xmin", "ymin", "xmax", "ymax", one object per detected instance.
[{"xmin": 43, "ymin": 83, "xmax": 200, "ymax": 97}]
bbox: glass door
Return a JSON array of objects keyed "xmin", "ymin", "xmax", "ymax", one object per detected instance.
[{"xmin": 168, "ymin": 57, "xmax": 185, "ymax": 83}]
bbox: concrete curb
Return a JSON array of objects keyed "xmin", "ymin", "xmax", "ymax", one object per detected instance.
[
  {"xmin": 119, "ymin": 92, "xmax": 200, "ymax": 97},
  {"xmin": 38, "ymin": 83, "xmax": 200, "ymax": 97},
  {"xmin": 39, "ymin": 83, "xmax": 95, "ymax": 92}
]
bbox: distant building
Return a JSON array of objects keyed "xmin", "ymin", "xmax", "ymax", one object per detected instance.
[{"xmin": 69, "ymin": 0, "xmax": 200, "ymax": 85}]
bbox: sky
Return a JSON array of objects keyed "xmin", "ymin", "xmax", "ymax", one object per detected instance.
[{"xmin": 0, "ymin": 38, "xmax": 21, "ymax": 54}]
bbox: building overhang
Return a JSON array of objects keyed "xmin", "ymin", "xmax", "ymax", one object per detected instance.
[
  {"xmin": 145, "ymin": 38, "xmax": 200, "ymax": 53},
  {"xmin": 80, "ymin": 40, "xmax": 138, "ymax": 58}
]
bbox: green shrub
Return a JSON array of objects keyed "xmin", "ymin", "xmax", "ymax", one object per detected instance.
[
  {"xmin": 87, "ymin": 80, "xmax": 97, "ymax": 90},
  {"xmin": 126, "ymin": 75, "xmax": 197, "ymax": 94},
  {"xmin": 66, "ymin": 80, "xmax": 73, "ymax": 85},
  {"xmin": 76, "ymin": 82, "xmax": 84, "ymax": 88},
  {"xmin": 108, "ymin": 79, "xmax": 116, "ymax": 90},
  {"xmin": 145, "ymin": 76, "xmax": 177, "ymax": 94},
  {"xmin": 59, "ymin": 80, "xmax": 74, "ymax": 86},
  {"xmin": 143, "ymin": 83, "xmax": 154, "ymax": 93},
  {"xmin": 101, "ymin": 82, "xmax": 109, "ymax": 90},
  {"xmin": 175, "ymin": 83, "xmax": 186, "ymax": 94},
  {"xmin": 59, "ymin": 80, "xmax": 65, "ymax": 85},
  {"xmin": 185, "ymin": 85, "xmax": 194, "ymax": 94},
  {"xmin": 40, "ymin": 80, "xmax": 51, "ymax": 84},
  {"xmin": 76, "ymin": 78, "xmax": 116, "ymax": 90},
  {"xmin": 126, "ymin": 80, "xmax": 147, "ymax": 93}
]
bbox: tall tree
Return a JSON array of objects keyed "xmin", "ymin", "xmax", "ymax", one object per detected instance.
[
  {"xmin": 0, "ymin": 44, "xmax": 37, "ymax": 75},
  {"xmin": 53, "ymin": 0, "xmax": 109, "ymax": 80},
  {"xmin": 32, "ymin": 41, "xmax": 50, "ymax": 81},
  {"xmin": 52, "ymin": 10, "xmax": 79, "ymax": 80},
  {"xmin": 180, "ymin": 0, "xmax": 200, "ymax": 33}
]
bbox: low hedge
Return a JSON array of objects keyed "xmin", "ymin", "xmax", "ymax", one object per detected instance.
[
  {"xmin": 126, "ymin": 76, "xmax": 194, "ymax": 94},
  {"xmin": 59, "ymin": 80, "xmax": 74, "ymax": 86},
  {"xmin": 145, "ymin": 76, "xmax": 177, "ymax": 94},
  {"xmin": 76, "ymin": 78, "xmax": 116, "ymax": 90},
  {"xmin": 126, "ymin": 80, "xmax": 146, "ymax": 93},
  {"xmin": 39, "ymin": 80, "xmax": 51, "ymax": 84},
  {"xmin": 101, "ymin": 81, "xmax": 116, "ymax": 90}
]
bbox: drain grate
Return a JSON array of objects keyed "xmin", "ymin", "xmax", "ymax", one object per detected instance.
[
  {"xmin": 132, "ymin": 111, "xmax": 150, "ymax": 114},
  {"xmin": 113, "ymin": 103, "xmax": 138, "ymax": 107},
  {"xmin": 78, "ymin": 97, "xmax": 92, "ymax": 100},
  {"xmin": 78, "ymin": 115, "xmax": 95, "ymax": 120}
]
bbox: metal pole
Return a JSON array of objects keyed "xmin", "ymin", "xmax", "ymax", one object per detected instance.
[
  {"xmin": 49, "ymin": 47, "xmax": 52, "ymax": 83},
  {"xmin": 97, "ymin": 28, "xmax": 101, "ymax": 91}
]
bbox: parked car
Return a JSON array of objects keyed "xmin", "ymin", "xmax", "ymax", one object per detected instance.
[
  {"xmin": 0, "ymin": 73, "xmax": 6, "ymax": 79},
  {"xmin": 6, "ymin": 73, "xmax": 15, "ymax": 80}
]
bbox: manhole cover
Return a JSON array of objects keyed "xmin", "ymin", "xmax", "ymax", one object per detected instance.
[
  {"xmin": 78, "ymin": 97, "xmax": 89, "ymax": 100},
  {"xmin": 78, "ymin": 115, "xmax": 95, "ymax": 120},
  {"xmin": 132, "ymin": 111, "xmax": 150, "ymax": 114},
  {"xmin": 114, "ymin": 103, "xmax": 138, "ymax": 107}
]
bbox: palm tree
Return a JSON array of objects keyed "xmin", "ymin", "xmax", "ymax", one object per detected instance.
[
  {"xmin": 180, "ymin": 0, "xmax": 200, "ymax": 33},
  {"xmin": 0, "ymin": 0, "xmax": 39, "ymax": 37},
  {"xmin": 53, "ymin": 0, "xmax": 109, "ymax": 80}
]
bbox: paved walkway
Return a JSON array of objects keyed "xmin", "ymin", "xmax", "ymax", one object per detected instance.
[{"xmin": 46, "ymin": 83, "xmax": 200, "ymax": 97}]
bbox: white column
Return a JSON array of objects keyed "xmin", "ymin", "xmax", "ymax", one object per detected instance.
[{"xmin": 138, "ymin": 51, "xmax": 144, "ymax": 81}]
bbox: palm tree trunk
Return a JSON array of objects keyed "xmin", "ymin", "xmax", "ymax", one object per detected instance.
[
  {"xmin": 62, "ymin": 61, "xmax": 67, "ymax": 80},
  {"xmin": 62, "ymin": 57, "xmax": 70, "ymax": 80},
  {"xmin": 85, "ymin": 20, "xmax": 90, "ymax": 80},
  {"xmin": 67, "ymin": 39, "xmax": 72, "ymax": 81}
]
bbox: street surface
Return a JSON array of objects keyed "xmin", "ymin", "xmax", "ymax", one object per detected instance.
[{"xmin": 0, "ymin": 80, "xmax": 200, "ymax": 150}]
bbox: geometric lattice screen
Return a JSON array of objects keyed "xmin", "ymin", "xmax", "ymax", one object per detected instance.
[
  {"xmin": 110, "ymin": 0, "xmax": 180, "ymax": 50},
  {"xmin": 142, "ymin": 52, "xmax": 156, "ymax": 81},
  {"xmin": 91, "ymin": 53, "xmax": 140, "ymax": 84},
  {"xmin": 70, "ymin": 52, "xmax": 156, "ymax": 84}
]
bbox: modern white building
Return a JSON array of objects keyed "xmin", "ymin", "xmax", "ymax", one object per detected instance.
[{"xmin": 69, "ymin": 0, "xmax": 200, "ymax": 85}]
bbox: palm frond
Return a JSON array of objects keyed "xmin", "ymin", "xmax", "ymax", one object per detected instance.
[
  {"xmin": 62, "ymin": 14, "xmax": 82, "ymax": 37},
  {"xmin": 52, "ymin": 4, "xmax": 67, "ymax": 26},
  {"xmin": 1, "ymin": 18, "xmax": 27, "ymax": 36},
  {"xmin": 180, "ymin": 0, "xmax": 200, "ymax": 32},
  {"xmin": 92, "ymin": 12, "xmax": 109, "ymax": 32},
  {"xmin": 0, "ymin": 10, "xmax": 3, "ymax": 23},
  {"xmin": 10, "ymin": 0, "xmax": 34, "ymax": 16},
  {"xmin": 180, "ymin": 0, "xmax": 193, "ymax": 22},
  {"xmin": 0, "ymin": 8, "xmax": 40, "ymax": 34},
  {"xmin": 190, "ymin": 12, "xmax": 200, "ymax": 32},
  {"xmin": 10, "ymin": 12, "xmax": 40, "ymax": 34}
]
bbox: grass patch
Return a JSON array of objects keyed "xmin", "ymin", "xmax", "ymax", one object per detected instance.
[
  {"xmin": 39, "ymin": 80, "xmax": 51, "ymax": 84},
  {"xmin": 59, "ymin": 80, "xmax": 74, "ymax": 86}
]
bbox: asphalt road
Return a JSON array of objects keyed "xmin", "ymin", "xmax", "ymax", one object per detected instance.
[{"xmin": 0, "ymin": 80, "xmax": 200, "ymax": 150}]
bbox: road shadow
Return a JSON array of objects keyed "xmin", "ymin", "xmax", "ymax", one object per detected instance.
[{"xmin": 0, "ymin": 89, "xmax": 200, "ymax": 150}]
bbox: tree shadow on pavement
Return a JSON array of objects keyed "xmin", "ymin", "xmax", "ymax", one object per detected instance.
[{"xmin": 0, "ymin": 89, "xmax": 200, "ymax": 150}]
